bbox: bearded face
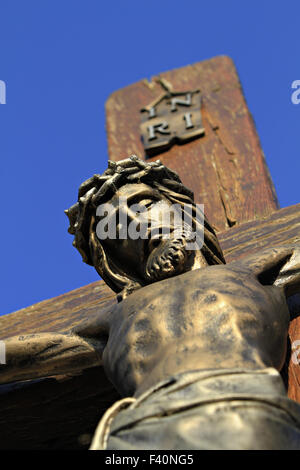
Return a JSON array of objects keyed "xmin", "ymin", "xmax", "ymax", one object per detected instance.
[
  {"xmin": 145, "ymin": 235, "xmax": 192, "ymax": 282},
  {"xmin": 98, "ymin": 183, "xmax": 200, "ymax": 288}
]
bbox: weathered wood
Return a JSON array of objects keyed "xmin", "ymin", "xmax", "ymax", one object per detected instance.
[
  {"xmin": 1, "ymin": 203, "xmax": 300, "ymax": 449},
  {"xmin": 220, "ymin": 202, "xmax": 300, "ymax": 262},
  {"xmin": 0, "ymin": 367, "xmax": 119, "ymax": 450},
  {"xmin": 0, "ymin": 280, "xmax": 116, "ymax": 339},
  {"xmin": 106, "ymin": 56, "xmax": 278, "ymax": 231}
]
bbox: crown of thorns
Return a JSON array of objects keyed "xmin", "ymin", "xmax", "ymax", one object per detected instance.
[{"xmin": 80, "ymin": 155, "xmax": 193, "ymax": 205}]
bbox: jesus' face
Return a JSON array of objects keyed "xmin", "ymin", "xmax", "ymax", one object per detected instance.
[{"xmin": 97, "ymin": 183, "xmax": 196, "ymax": 284}]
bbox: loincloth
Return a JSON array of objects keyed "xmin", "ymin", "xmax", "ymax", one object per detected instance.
[{"xmin": 90, "ymin": 368, "xmax": 300, "ymax": 450}]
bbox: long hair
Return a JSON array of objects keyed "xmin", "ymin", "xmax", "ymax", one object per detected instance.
[{"xmin": 65, "ymin": 155, "xmax": 225, "ymax": 299}]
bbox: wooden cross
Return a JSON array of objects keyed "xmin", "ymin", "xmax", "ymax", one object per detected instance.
[{"xmin": 1, "ymin": 56, "xmax": 300, "ymax": 449}]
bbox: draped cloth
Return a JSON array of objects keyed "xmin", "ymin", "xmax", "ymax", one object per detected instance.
[{"xmin": 90, "ymin": 368, "xmax": 300, "ymax": 450}]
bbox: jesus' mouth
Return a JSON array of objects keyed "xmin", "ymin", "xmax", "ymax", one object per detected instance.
[{"xmin": 144, "ymin": 234, "xmax": 189, "ymax": 282}]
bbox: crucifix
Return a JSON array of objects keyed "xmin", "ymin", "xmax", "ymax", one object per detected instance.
[{"xmin": 1, "ymin": 56, "xmax": 300, "ymax": 449}]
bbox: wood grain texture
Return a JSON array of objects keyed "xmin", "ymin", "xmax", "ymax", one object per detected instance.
[
  {"xmin": 220, "ymin": 202, "xmax": 300, "ymax": 262},
  {"xmin": 0, "ymin": 280, "xmax": 116, "ymax": 340},
  {"xmin": 106, "ymin": 56, "xmax": 279, "ymax": 231},
  {"xmin": 1, "ymin": 203, "xmax": 300, "ymax": 448},
  {"xmin": 0, "ymin": 367, "xmax": 119, "ymax": 450}
]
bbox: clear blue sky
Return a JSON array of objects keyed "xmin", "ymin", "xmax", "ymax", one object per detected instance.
[{"xmin": 1, "ymin": 1, "xmax": 299, "ymax": 315}]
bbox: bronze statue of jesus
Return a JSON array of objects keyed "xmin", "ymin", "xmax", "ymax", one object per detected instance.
[{"xmin": 2, "ymin": 156, "xmax": 300, "ymax": 449}]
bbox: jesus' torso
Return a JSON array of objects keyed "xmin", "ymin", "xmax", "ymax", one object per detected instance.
[{"xmin": 105, "ymin": 265, "xmax": 289, "ymax": 396}]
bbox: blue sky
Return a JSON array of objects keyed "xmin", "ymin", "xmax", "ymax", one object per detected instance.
[{"xmin": 1, "ymin": 0, "xmax": 299, "ymax": 315}]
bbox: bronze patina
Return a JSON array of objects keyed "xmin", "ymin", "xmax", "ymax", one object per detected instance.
[
  {"xmin": 140, "ymin": 80, "xmax": 205, "ymax": 155},
  {"xmin": 2, "ymin": 156, "xmax": 300, "ymax": 449}
]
